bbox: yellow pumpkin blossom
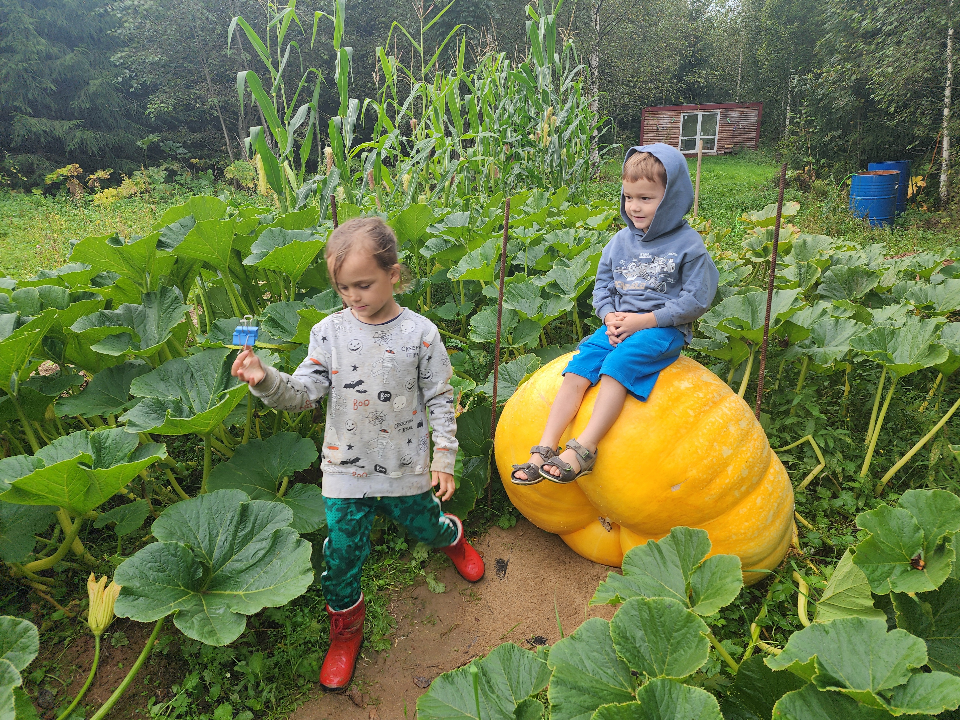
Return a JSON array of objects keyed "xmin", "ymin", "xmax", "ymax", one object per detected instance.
[{"xmin": 87, "ymin": 573, "xmax": 121, "ymax": 637}]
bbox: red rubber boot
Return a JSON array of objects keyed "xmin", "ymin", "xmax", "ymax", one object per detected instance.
[
  {"xmin": 319, "ymin": 595, "xmax": 365, "ymax": 691},
  {"xmin": 441, "ymin": 515, "xmax": 485, "ymax": 582}
]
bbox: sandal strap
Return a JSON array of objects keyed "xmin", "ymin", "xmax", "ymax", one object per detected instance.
[
  {"xmin": 565, "ymin": 438, "xmax": 595, "ymax": 462},
  {"xmin": 530, "ymin": 445, "xmax": 558, "ymax": 459}
]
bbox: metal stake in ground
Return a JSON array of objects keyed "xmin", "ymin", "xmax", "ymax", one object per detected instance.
[
  {"xmin": 754, "ymin": 163, "xmax": 788, "ymax": 419},
  {"xmin": 489, "ymin": 198, "xmax": 511, "ymax": 502}
]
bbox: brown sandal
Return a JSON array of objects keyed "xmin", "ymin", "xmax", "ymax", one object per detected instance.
[
  {"xmin": 539, "ymin": 439, "xmax": 597, "ymax": 484},
  {"xmin": 510, "ymin": 445, "xmax": 559, "ymax": 486}
]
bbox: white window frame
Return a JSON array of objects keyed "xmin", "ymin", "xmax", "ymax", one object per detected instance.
[{"xmin": 679, "ymin": 111, "xmax": 720, "ymax": 152}]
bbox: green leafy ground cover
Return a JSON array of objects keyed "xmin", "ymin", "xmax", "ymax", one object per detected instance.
[{"xmin": 2, "ymin": 2, "xmax": 959, "ymax": 715}]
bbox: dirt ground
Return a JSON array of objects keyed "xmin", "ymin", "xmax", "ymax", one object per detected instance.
[
  {"xmin": 27, "ymin": 517, "xmax": 616, "ymax": 719},
  {"xmin": 290, "ymin": 517, "xmax": 618, "ymax": 720}
]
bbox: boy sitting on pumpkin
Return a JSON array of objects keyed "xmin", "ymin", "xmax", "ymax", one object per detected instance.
[{"xmin": 511, "ymin": 142, "xmax": 719, "ymax": 484}]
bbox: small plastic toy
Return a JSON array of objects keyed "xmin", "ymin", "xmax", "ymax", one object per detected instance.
[{"xmin": 233, "ymin": 315, "xmax": 259, "ymax": 348}]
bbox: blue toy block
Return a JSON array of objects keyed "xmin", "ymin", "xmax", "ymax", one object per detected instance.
[{"xmin": 233, "ymin": 315, "xmax": 259, "ymax": 347}]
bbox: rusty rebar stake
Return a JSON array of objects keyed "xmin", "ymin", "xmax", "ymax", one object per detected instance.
[
  {"xmin": 330, "ymin": 195, "xmax": 339, "ymax": 228},
  {"xmin": 754, "ymin": 163, "xmax": 788, "ymax": 419},
  {"xmin": 489, "ymin": 198, "xmax": 511, "ymax": 502}
]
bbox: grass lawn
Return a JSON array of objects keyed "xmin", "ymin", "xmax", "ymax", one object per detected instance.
[
  {"xmin": 1, "ymin": 151, "xmax": 956, "ymax": 281},
  {"xmin": 584, "ymin": 149, "xmax": 956, "ymax": 255},
  {"xmin": 0, "ymin": 185, "xmax": 257, "ymax": 279}
]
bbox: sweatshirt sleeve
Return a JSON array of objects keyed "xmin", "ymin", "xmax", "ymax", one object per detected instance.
[
  {"xmin": 652, "ymin": 251, "xmax": 719, "ymax": 330},
  {"xmin": 249, "ymin": 324, "xmax": 331, "ymax": 411},
  {"xmin": 592, "ymin": 243, "xmax": 617, "ymax": 321},
  {"xmin": 419, "ymin": 324, "xmax": 458, "ymax": 475}
]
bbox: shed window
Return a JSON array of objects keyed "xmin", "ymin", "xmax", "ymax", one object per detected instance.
[{"xmin": 679, "ymin": 112, "xmax": 719, "ymax": 152}]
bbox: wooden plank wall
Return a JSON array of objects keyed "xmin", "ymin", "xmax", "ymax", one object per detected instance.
[{"xmin": 641, "ymin": 106, "xmax": 761, "ymax": 154}]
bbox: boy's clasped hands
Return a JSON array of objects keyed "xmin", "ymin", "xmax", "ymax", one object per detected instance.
[{"xmin": 604, "ymin": 311, "xmax": 657, "ymax": 345}]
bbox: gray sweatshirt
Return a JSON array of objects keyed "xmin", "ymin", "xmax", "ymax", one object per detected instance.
[
  {"xmin": 593, "ymin": 143, "xmax": 719, "ymax": 343},
  {"xmin": 249, "ymin": 308, "xmax": 458, "ymax": 498}
]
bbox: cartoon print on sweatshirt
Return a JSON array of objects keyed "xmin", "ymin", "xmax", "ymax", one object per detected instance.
[
  {"xmin": 324, "ymin": 426, "xmax": 343, "ymax": 464},
  {"xmin": 376, "ymin": 428, "xmax": 394, "ymax": 457},
  {"xmin": 615, "ymin": 253, "xmax": 678, "ymax": 294},
  {"xmin": 372, "ymin": 329, "xmax": 394, "ymax": 347},
  {"xmin": 247, "ymin": 308, "xmax": 459, "ymax": 498}
]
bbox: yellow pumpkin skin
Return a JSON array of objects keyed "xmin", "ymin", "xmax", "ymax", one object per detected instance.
[{"xmin": 495, "ymin": 353, "xmax": 795, "ymax": 584}]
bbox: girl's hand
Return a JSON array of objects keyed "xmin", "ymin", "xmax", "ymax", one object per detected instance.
[
  {"xmin": 231, "ymin": 348, "xmax": 265, "ymax": 387},
  {"xmin": 606, "ymin": 312, "xmax": 657, "ymax": 343},
  {"xmin": 432, "ymin": 471, "xmax": 455, "ymax": 501}
]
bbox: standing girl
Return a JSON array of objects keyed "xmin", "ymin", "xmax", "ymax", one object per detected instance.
[{"xmin": 231, "ymin": 217, "xmax": 484, "ymax": 691}]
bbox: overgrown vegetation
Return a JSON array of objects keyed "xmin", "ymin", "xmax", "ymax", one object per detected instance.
[{"xmin": 1, "ymin": 0, "xmax": 959, "ymax": 717}]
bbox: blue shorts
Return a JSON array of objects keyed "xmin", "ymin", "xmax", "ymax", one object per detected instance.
[{"xmin": 563, "ymin": 325, "xmax": 685, "ymax": 401}]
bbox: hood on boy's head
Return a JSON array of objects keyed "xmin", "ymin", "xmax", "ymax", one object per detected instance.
[{"xmin": 621, "ymin": 143, "xmax": 693, "ymax": 242}]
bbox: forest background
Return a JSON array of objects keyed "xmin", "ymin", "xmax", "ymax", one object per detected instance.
[{"xmin": 0, "ymin": 0, "xmax": 955, "ymax": 195}]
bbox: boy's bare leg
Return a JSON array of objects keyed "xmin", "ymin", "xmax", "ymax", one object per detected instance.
[
  {"xmin": 542, "ymin": 375, "xmax": 627, "ymax": 478},
  {"xmin": 512, "ymin": 373, "xmax": 591, "ymax": 481}
]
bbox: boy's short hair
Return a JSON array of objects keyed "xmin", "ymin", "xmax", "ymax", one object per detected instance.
[{"xmin": 622, "ymin": 152, "xmax": 667, "ymax": 187}]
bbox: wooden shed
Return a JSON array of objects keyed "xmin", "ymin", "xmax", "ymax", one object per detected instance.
[{"xmin": 640, "ymin": 103, "xmax": 763, "ymax": 155}]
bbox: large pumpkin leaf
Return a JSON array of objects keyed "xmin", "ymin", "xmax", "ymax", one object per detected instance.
[
  {"xmin": 417, "ymin": 644, "xmax": 550, "ymax": 720},
  {"xmin": 700, "ymin": 290, "xmax": 802, "ymax": 343},
  {"xmin": 772, "ymin": 684, "xmax": 903, "ymax": 720},
  {"xmin": 609, "ymin": 597, "xmax": 710, "ymax": 680},
  {"xmin": 892, "ymin": 578, "xmax": 960, "ymax": 677},
  {"xmin": 69, "ymin": 232, "xmax": 162, "ymax": 291},
  {"xmin": 851, "ymin": 489, "xmax": 960, "ymax": 594},
  {"xmin": 0, "ymin": 616, "xmax": 38, "ymax": 720},
  {"xmin": 70, "ymin": 286, "xmax": 189, "ymax": 357},
  {"xmin": 243, "ymin": 228, "xmax": 325, "ymax": 285},
  {"xmin": 905, "ymin": 279, "xmax": 960, "ymax": 315},
  {"xmin": 0, "ymin": 429, "xmax": 167, "ymax": 516},
  {"xmin": 935, "ymin": 323, "xmax": 960, "ymax": 377},
  {"xmin": 814, "ymin": 549, "xmax": 886, "ymax": 623},
  {"xmin": 120, "ymin": 348, "xmax": 247, "ymax": 435},
  {"xmin": 442, "ymin": 454, "xmax": 488, "ymax": 520},
  {"xmin": 724, "ymin": 655, "xmax": 806, "ymax": 719},
  {"xmin": 476, "ymin": 354, "xmax": 541, "ymax": 403},
  {"xmin": 0, "ymin": 502, "xmax": 55, "ymax": 563},
  {"xmin": 766, "ymin": 617, "xmax": 960, "ymax": 713},
  {"xmin": 0, "ymin": 311, "xmax": 57, "ymax": 395},
  {"xmin": 592, "ymin": 680, "xmax": 723, "ymax": 720},
  {"xmin": 792, "ymin": 317, "xmax": 865, "ymax": 368},
  {"xmin": 548, "ymin": 617, "xmax": 636, "ymax": 720},
  {"xmin": 153, "ymin": 196, "xmax": 229, "ymax": 232},
  {"xmin": 817, "ymin": 265, "xmax": 881, "ymax": 302},
  {"xmin": 851, "ymin": 319, "xmax": 949, "ymax": 378},
  {"xmin": 591, "ymin": 526, "xmax": 742, "ymax": 617},
  {"xmin": 114, "ymin": 490, "xmax": 313, "ymax": 646},
  {"xmin": 206, "ymin": 433, "xmax": 323, "ymax": 533},
  {"xmin": 173, "ymin": 218, "xmax": 237, "ymax": 276},
  {"xmin": 55, "ymin": 361, "xmax": 152, "ymax": 418}
]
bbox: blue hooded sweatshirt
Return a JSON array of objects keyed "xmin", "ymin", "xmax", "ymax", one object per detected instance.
[{"xmin": 592, "ymin": 143, "xmax": 719, "ymax": 343}]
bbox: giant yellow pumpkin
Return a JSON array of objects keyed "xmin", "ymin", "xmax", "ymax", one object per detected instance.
[{"xmin": 495, "ymin": 353, "xmax": 795, "ymax": 584}]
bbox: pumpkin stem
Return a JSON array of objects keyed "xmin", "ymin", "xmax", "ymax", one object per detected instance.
[
  {"xmin": 706, "ymin": 631, "xmax": 739, "ymax": 672},
  {"xmin": 874, "ymin": 392, "xmax": 960, "ymax": 496}
]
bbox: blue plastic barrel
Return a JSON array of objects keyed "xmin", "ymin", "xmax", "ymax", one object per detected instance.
[
  {"xmin": 868, "ymin": 160, "xmax": 910, "ymax": 214},
  {"xmin": 850, "ymin": 171, "xmax": 899, "ymax": 228}
]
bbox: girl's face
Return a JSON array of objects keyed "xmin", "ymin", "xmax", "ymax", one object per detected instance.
[{"xmin": 334, "ymin": 246, "xmax": 402, "ymax": 324}]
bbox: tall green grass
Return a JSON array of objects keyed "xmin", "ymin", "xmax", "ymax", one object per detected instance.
[{"xmin": 0, "ymin": 187, "xmax": 252, "ymax": 279}]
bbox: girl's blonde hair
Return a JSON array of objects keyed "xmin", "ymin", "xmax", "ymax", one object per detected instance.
[{"xmin": 324, "ymin": 216, "xmax": 411, "ymax": 290}]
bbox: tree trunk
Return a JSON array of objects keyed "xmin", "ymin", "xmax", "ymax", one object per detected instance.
[
  {"xmin": 942, "ymin": 20, "xmax": 954, "ymax": 206},
  {"xmin": 199, "ymin": 54, "xmax": 236, "ymax": 163},
  {"xmin": 588, "ymin": 0, "xmax": 601, "ymax": 175}
]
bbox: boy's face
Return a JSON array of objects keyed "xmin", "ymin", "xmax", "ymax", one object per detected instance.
[{"xmin": 622, "ymin": 177, "xmax": 666, "ymax": 233}]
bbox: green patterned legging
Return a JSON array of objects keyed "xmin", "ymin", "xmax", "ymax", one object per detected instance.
[{"xmin": 322, "ymin": 491, "xmax": 459, "ymax": 611}]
